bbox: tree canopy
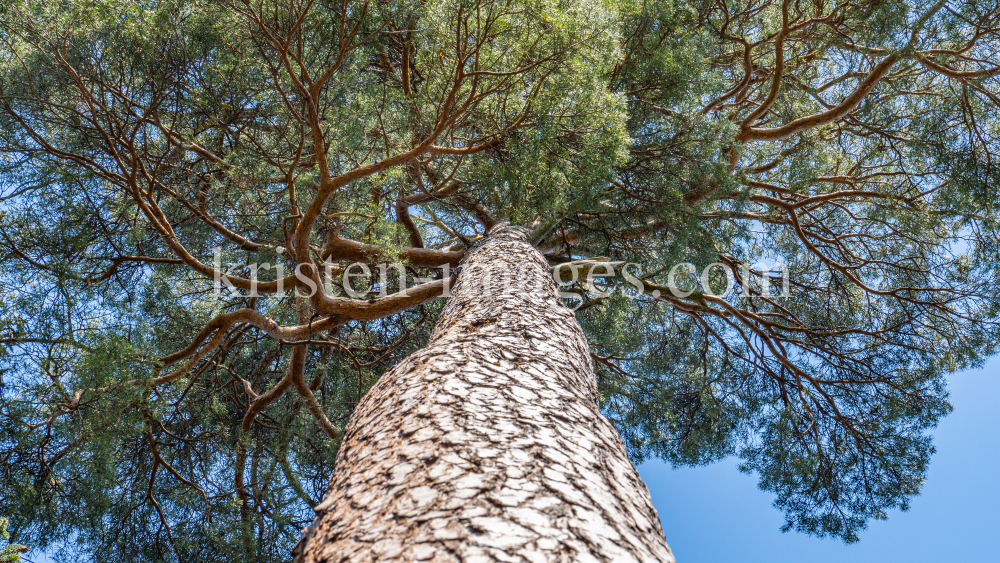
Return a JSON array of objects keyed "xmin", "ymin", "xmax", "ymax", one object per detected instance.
[{"xmin": 1, "ymin": 0, "xmax": 999, "ymax": 559}]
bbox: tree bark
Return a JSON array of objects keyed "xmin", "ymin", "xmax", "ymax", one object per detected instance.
[{"xmin": 294, "ymin": 224, "xmax": 674, "ymax": 563}]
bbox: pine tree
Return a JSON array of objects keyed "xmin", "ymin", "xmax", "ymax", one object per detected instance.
[
  {"xmin": 1, "ymin": 0, "xmax": 999, "ymax": 560},
  {"xmin": 0, "ymin": 518, "xmax": 25, "ymax": 563}
]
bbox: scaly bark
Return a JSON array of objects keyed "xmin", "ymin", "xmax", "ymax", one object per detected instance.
[{"xmin": 295, "ymin": 224, "xmax": 674, "ymax": 563}]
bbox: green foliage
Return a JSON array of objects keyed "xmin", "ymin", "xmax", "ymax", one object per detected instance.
[{"xmin": 0, "ymin": 518, "xmax": 24, "ymax": 563}]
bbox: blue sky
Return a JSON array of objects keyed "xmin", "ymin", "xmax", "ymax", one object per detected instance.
[{"xmin": 640, "ymin": 356, "xmax": 1000, "ymax": 562}]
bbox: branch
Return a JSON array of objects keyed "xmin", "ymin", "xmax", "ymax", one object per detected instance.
[
  {"xmin": 322, "ymin": 233, "xmax": 464, "ymax": 267},
  {"xmin": 738, "ymin": 54, "xmax": 899, "ymax": 142}
]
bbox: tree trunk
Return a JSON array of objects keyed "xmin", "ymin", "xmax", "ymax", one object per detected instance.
[{"xmin": 294, "ymin": 225, "xmax": 674, "ymax": 563}]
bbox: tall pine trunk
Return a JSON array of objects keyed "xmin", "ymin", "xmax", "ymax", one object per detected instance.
[{"xmin": 295, "ymin": 225, "xmax": 674, "ymax": 563}]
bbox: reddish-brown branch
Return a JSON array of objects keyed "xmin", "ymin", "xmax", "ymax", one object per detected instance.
[
  {"xmin": 323, "ymin": 234, "xmax": 464, "ymax": 267},
  {"xmin": 738, "ymin": 55, "xmax": 899, "ymax": 142}
]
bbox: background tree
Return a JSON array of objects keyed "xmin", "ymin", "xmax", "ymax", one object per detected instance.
[{"xmin": 1, "ymin": 0, "xmax": 999, "ymax": 560}]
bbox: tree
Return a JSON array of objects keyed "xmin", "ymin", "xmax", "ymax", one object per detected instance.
[
  {"xmin": 0, "ymin": 0, "xmax": 998, "ymax": 560},
  {"xmin": 293, "ymin": 224, "xmax": 674, "ymax": 562},
  {"xmin": 0, "ymin": 517, "xmax": 26, "ymax": 563}
]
